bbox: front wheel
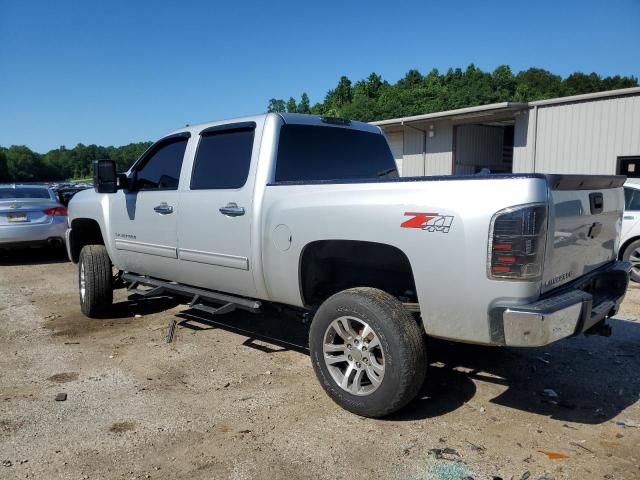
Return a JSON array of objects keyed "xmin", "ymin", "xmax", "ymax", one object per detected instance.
[
  {"xmin": 79, "ymin": 245, "xmax": 113, "ymax": 318},
  {"xmin": 309, "ymin": 287, "xmax": 427, "ymax": 417},
  {"xmin": 622, "ymin": 239, "xmax": 640, "ymax": 283}
]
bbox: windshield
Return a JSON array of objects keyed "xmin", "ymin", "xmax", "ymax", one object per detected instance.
[
  {"xmin": 275, "ymin": 125, "xmax": 398, "ymax": 182},
  {"xmin": 0, "ymin": 187, "xmax": 52, "ymax": 199}
]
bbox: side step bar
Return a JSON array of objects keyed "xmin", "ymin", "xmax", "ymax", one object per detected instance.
[{"xmin": 122, "ymin": 272, "xmax": 262, "ymax": 313}]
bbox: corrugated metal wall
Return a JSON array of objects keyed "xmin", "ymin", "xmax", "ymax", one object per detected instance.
[
  {"xmin": 514, "ymin": 95, "xmax": 640, "ymax": 174},
  {"xmin": 385, "ymin": 131, "xmax": 404, "ymax": 175},
  {"xmin": 402, "ymin": 127, "xmax": 424, "ymax": 176},
  {"xmin": 454, "ymin": 125, "xmax": 505, "ymax": 174},
  {"xmin": 512, "ymin": 111, "xmax": 533, "ymax": 172},
  {"xmin": 424, "ymin": 120, "xmax": 453, "ymax": 176}
]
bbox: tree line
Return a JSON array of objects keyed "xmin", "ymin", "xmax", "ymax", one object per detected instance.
[
  {"xmin": 1, "ymin": 64, "xmax": 636, "ymax": 182},
  {"xmin": 267, "ymin": 64, "xmax": 638, "ymax": 121},
  {"xmin": 0, "ymin": 142, "xmax": 152, "ymax": 182}
]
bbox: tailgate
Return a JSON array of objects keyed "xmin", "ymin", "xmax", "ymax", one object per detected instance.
[{"xmin": 541, "ymin": 175, "xmax": 626, "ymax": 294}]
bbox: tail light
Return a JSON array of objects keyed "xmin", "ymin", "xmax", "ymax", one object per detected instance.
[
  {"xmin": 43, "ymin": 207, "xmax": 67, "ymax": 216},
  {"xmin": 488, "ymin": 203, "xmax": 547, "ymax": 280}
]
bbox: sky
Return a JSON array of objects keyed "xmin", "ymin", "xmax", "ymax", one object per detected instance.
[{"xmin": 1, "ymin": 0, "xmax": 639, "ymax": 153}]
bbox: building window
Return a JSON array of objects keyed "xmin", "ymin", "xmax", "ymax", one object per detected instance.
[{"xmin": 617, "ymin": 156, "xmax": 640, "ymax": 178}]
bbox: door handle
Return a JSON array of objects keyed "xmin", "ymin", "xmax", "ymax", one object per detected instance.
[
  {"xmin": 624, "ymin": 215, "xmax": 636, "ymax": 220},
  {"xmin": 154, "ymin": 203, "xmax": 174, "ymax": 215},
  {"xmin": 219, "ymin": 202, "xmax": 245, "ymax": 217}
]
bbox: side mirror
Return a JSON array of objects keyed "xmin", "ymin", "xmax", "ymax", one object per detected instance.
[{"xmin": 93, "ymin": 159, "xmax": 118, "ymax": 193}]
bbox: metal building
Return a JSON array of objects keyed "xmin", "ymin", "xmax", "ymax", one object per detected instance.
[{"xmin": 373, "ymin": 87, "xmax": 640, "ymax": 178}]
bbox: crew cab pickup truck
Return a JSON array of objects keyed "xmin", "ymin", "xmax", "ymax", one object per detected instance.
[{"xmin": 66, "ymin": 113, "xmax": 630, "ymax": 417}]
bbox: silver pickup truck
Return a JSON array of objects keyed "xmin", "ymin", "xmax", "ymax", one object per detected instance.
[{"xmin": 66, "ymin": 113, "xmax": 630, "ymax": 417}]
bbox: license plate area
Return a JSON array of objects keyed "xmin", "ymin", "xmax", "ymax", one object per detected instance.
[{"xmin": 7, "ymin": 213, "xmax": 28, "ymax": 223}]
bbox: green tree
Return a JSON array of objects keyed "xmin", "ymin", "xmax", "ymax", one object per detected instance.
[
  {"xmin": 325, "ymin": 75, "xmax": 353, "ymax": 113},
  {"xmin": 286, "ymin": 97, "xmax": 298, "ymax": 113},
  {"xmin": 491, "ymin": 65, "xmax": 516, "ymax": 102},
  {"xmin": 0, "ymin": 147, "xmax": 8, "ymax": 182},
  {"xmin": 562, "ymin": 72, "xmax": 602, "ymax": 95},
  {"xmin": 298, "ymin": 93, "xmax": 311, "ymax": 113},
  {"xmin": 514, "ymin": 68, "xmax": 563, "ymax": 101},
  {"xmin": 5, "ymin": 145, "xmax": 44, "ymax": 181},
  {"xmin": 268, "ymin": 65, "xmax": 638, "ymax": 123},
  {"xmin": 267, "ymin": 98, "xmax": 286, "ymax": 113}
]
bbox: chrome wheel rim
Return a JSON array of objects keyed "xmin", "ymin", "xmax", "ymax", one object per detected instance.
[
  {"xmin": 322, "ymin": 316, "xmax": 385, "ymax": 396},
  {"xmin": 630, "ymin": 248, "xmax": 640, "ymax": 277},
  {"xmin": 80, "ymin": 262, "xmax": 86, "ymax": 301}
]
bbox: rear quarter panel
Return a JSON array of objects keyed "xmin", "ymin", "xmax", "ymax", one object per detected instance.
[{"xmin": 261, "ymin": 176, "xmax": 549, "ymax": 344}]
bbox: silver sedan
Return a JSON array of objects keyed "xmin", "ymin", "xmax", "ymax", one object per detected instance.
[{"xmin": 0, "ymin": 184, "xmax": 67, "ymax": 248}]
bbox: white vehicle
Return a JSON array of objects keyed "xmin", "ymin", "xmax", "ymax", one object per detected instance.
[
  {"xmin": 66, "ymin": 113, "xmax": 630, "ymax": 417},
  {"xmin": 620, "ymin": 179, "xmax": 640, "ymax": 281}
]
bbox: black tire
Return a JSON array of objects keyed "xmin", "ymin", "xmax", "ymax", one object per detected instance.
[
  {"xmin": 78, "ymin": 245, "xmax": 113, "ymax": 318},
  {"xmin": 622, "ymin": 239, "xmax": 640, "ymax": 283},
  {"xmin": 309, "ymin": 287, "xmax": 427, "ymax": 417}
]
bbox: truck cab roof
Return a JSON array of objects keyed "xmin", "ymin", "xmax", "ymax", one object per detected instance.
[{"xmin": 165, "ymin": 113, "xmax": 382, "ymax": 139}]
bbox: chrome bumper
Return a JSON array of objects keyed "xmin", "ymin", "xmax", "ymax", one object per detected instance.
[{"xmin": 492, "ymin": 261, "xmax": 631, "ymax": 347}]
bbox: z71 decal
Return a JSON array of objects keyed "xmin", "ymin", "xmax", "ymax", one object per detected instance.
[{"xmin": 401, "ymin": 212, "xmax": 454, "ymax": 233}]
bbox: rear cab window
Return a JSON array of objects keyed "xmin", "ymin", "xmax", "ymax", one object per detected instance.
[{"xmin": 275, "ymin": 124, "xmax": 398, "ymax": 182}]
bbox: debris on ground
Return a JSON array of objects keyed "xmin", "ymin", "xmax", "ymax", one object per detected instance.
[
  {"xmin": 166, "ymin": 319, "xmax": 177, "ymax": 343},
  {"xmin": 2, "ymin": 460, "xmax": 12, "ymax": 467},
  {"xmin": 535, "ymin": 356, "xmax": 550, "ymax": 364},
  {"xmin": 542, "ymin": 389, "xmax": 558, "ymax": 400},
  {"xmin": 569, "ymin": 441, "xmax": 594, "ymax": 453},
  {"xmin": 428, "ymin": 447, "xmax": 460, "ymax": 459},
  {"xmin": 615, "ymin": 420, "xmax": 639, "ymax": 428},
  {"xmin": 54, "ymin": 393, "xmax": 67, "ymax": 402},
  {"xmin": 539, "ymin": 450, "xmax": 569, "ymax": 460},
  {"xmin": 465, "ymin": 440, "xmax": 486, "ymax": 453}
]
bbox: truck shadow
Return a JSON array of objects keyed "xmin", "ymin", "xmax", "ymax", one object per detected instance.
[
  {"xmin": 168, "ymin": 305, "xmax": 639, "ymax": 424},
  {"xmin": 396, "ymin": 317, "xmax": 640, "ymax": 424},
  {"xmin": 0, "ymin": 246, "xmax": 69, "ymax": 265}
]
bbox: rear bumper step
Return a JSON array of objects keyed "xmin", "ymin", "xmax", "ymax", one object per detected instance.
[{"xmin": 492, "ymin": 261, "xmax": 630, "ymax": 347}]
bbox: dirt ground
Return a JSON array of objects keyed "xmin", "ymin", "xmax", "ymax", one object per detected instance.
[{"xmin": 1, "ymin": 249, "xmax": 639, "ymax": 480}]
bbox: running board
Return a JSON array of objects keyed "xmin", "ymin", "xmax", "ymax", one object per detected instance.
[{"xmin": 122, "ymin": 273, "xmax": 261, "ymax": 313}]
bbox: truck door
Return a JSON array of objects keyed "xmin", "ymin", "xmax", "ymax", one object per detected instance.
[
  {"xmin": 108, "ymin": 133, "xmax": 189, "ymax": 280},
  {"xmin": 176, "ymin": 122, "xmax": 258, "ymax": 297}
]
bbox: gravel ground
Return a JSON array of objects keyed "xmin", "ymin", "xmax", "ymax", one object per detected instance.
[{"xmin": 1, "ymin": 248, "xmax": 639, "ymax": 480}]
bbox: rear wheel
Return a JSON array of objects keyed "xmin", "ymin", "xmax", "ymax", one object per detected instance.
[
  {"xmin": 79, "ymin": 245, "xmax": 113, "ymax": 317},
  {"xmin": 622, "ymin": 239, "xmax": 640, "ymax": 283},
  {"xmin": 309, "ymin": 287, "xmax": 427, "ymax": 417}
]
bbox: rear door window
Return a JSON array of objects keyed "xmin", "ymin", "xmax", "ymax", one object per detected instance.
[
  {"xmin": 191, "ymin": 125, "xmax": 255, "ymax": 190},
  {"xmin": 135, "ymin": 137, "xmax": 188, "ymax": 190},
  {"xmin": 275, "ymin": 125, "xmax": 397, "ymax": 182}
]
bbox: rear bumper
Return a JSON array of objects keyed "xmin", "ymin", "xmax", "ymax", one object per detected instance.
[
  {"xmin": 0, "ymin": 221, "xmax": 66, "ymax": 247},
  {"xmin": 492, "ymin": 261, "xmax": 631, "ymax": 347}
]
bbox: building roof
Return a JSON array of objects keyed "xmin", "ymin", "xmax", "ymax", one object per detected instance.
[
  {"xmin": 372, "ymin": 102, "xmax": 527, "ymax": 126},
  {"xmin": 372, "ymin": 87, "xmax": 640, "ymax": 127}
]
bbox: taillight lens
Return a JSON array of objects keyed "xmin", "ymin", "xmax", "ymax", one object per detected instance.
[
  {"xmin": 43, "ymin": 207, "xmax": 67, "ymax": 216},
  {"xmin": 488, "ymin": 203, "xmax": 547, "ymax": 280}
]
